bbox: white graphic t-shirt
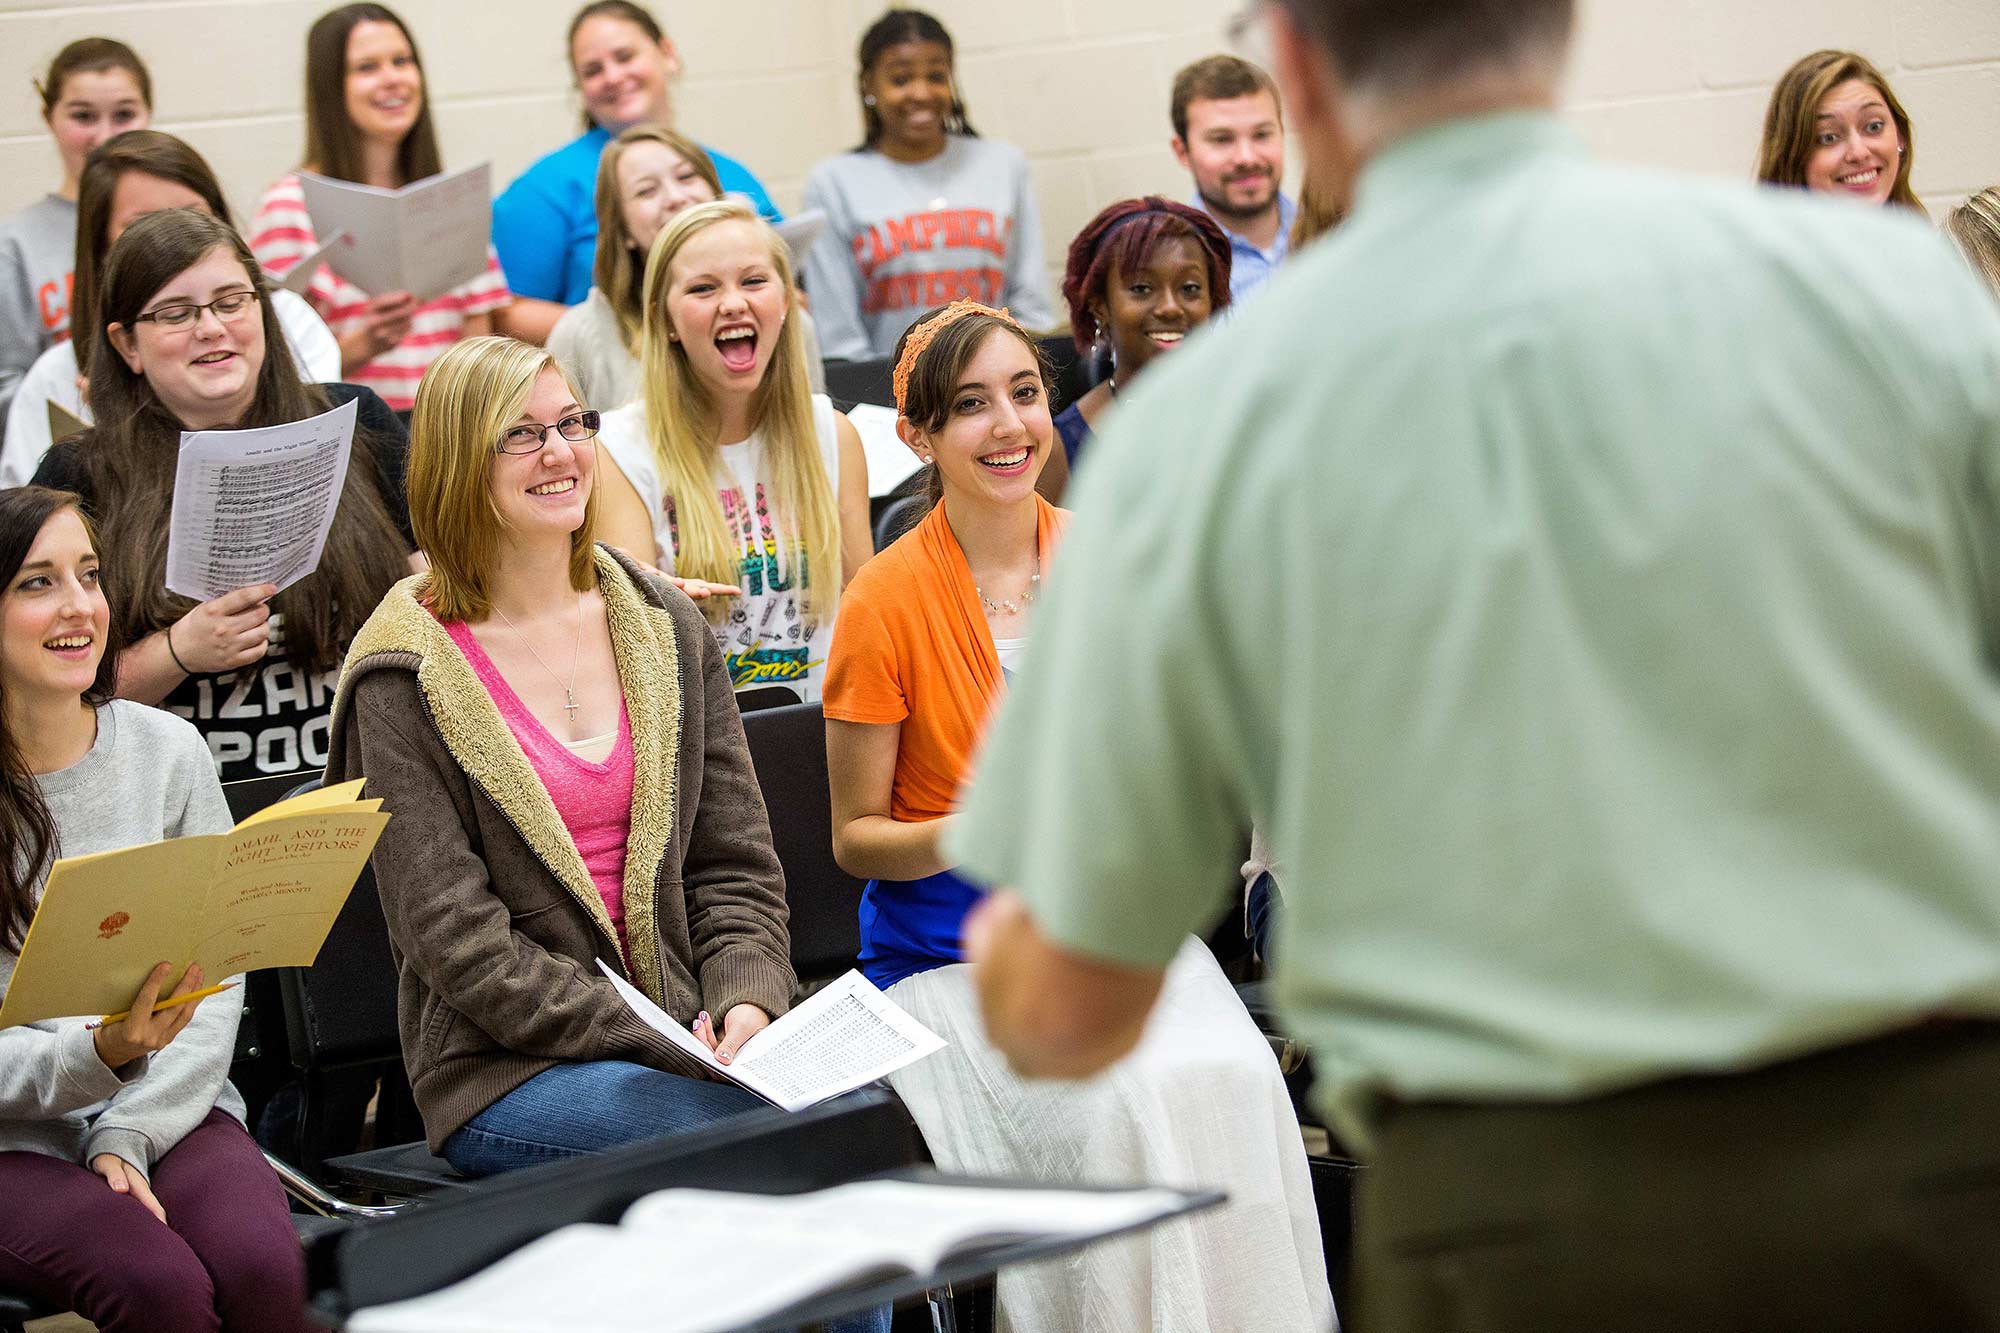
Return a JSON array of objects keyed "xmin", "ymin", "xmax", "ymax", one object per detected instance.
[{"xmin": 600, "ymin": 393, "xmax": 841, "ymax": 701}]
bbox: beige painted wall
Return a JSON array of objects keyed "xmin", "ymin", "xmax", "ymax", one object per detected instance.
[{"xmin": 3, "ymin": 0, "xmax": 1996, "ymax": 297}]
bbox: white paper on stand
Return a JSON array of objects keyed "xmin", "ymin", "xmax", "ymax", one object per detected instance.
[
  {"xmin": 271, "ymin": 231, "xmax": 348, "ymax": 295},
  {"xmin": 297, "ymin": 163, "xmax": 490, "ymax": 302},
  {"xmin": 165, "ymin": 398, "xmax": 359, "ymax": 603},
  {"xmin": 773, "ymin": 208, "xmax": 828, "ymax": 263},
  {"xmin": 598, "ymin": 962, "xmax": 944, "ymax": 1111},
  {"xmin": 347, "ymin": 1179, "xmax": 1196, "ymax": 1333}
]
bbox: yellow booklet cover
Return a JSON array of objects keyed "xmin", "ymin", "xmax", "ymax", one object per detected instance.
[{"xmin": 0, "ymin": 779, "xmax": 389, "ymax": 1027}]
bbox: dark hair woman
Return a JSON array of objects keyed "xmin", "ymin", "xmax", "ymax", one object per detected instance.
[
  {"xmin": 798, "ymin": 9, "xmax": 1059, "ymax": 361},
  {"xmin": 0, "ymin": 39, "xmax": 151, "ymax": 433},
  {"xmin": 30, "ymin": 207, "xmax": 413, "ymax": 783},
  {"xmin": 1, "ymin": 129, "xmax": 342, "ymax": 487},
  {"xmin": 488, "ymin": 0, "xmax": 782, "ymax": 343},
  {"xmin": 822, "ymin": 300, "xmax": 1333, "ymax": 1327},
  {"xmin": 0, "ymin": 484, "xmax": 308, "ymax": 1333},
  {"xmin": 251, "ymin": 3, "xmax": 511, "ymax": 413},
  {"xmin": 1054, "ymin": 197, "xmax": 1232, "ymax": 480}
]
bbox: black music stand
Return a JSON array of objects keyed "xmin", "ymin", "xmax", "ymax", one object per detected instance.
[{"xmin": 306, "ymin": 1089, "xmax": 1222, "ymax": 1331}]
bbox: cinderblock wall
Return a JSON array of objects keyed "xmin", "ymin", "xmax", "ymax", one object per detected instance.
[{"xmin": 3, "ymin": 0, "xmax": 1995, "ymax": 293}]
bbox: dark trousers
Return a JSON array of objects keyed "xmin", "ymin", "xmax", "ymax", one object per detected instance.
[
  {"xmin": 1355, "ymin": 1022, "xmax": 2000, "ymax": 1333},
  {"xmin": 0, "ymin": 1108, "xmax": 308, "ymax": 1333}
]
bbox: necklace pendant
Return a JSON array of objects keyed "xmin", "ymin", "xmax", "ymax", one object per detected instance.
[{"xmin": 564, "ymin": 689, "xmax": 579, "ymax": 721}]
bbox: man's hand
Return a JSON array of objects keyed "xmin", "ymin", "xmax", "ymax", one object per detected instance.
[{"xmin": 964, "ymin": 891, "xmax": 1167, "ymax": 1079}]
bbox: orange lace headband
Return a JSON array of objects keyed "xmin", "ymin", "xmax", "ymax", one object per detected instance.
[{"xmin": 892, "ymin": 300, "xmax": 1017, "ymax": 416}]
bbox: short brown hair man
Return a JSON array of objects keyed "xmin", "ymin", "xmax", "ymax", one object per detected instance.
[{"xmin": 1170, "ymin": 54, "xmax": 1292, "ymax": 304}]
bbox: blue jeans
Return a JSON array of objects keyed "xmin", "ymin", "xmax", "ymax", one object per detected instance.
[
  {"xmin": 443, "ymin": 1062, "xmax": 891, "ymax": 1332},
  {"xmin": 442, "ymin": 1060, "xmax": 765, "ymax": 1176}
]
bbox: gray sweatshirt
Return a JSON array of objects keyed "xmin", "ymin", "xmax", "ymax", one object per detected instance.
[
  {"xmin": 800, "ymin": 136, "xmax": 1058, "ymax": 361},
  {"xmin": 0, "ymin": 194, "xmax": 77, "ymax": 434},
  {"xmin": 0, "ymin": 700, "xmax": 245, "ymax": 1176}
]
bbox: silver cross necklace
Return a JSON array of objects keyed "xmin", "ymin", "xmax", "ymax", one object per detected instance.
[{"xmin": 493, "ymin": 593, "xmax": 585, "ymax": 722}]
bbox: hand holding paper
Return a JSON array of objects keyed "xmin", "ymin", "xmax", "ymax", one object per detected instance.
[{"xmin": 165, "ymin": 398, "xmax": 359, "ymax": 604}]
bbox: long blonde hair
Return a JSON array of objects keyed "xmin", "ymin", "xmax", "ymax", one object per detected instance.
[
  {"xmin": 638, "ymin": 199, "xmax": 840, "ymax": 622},
  {"xmin": 1946, "ymin": 188, "xmax": 2000, "ymax": 297}
]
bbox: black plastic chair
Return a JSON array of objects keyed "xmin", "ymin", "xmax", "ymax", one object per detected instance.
[
  {"xmin": 264, "ymin": 777, "xmax": 468, "ymax": 1202},
  {"xmin": 0, "ymin": 1288, "xmax": 53, "ymax": 1333},
  {"xmin": 738, "ymin": 700, "xmax": 866, "ymax": 983},
  {"xmin": 734, "ymin": 683, "xmax": 802, "ymax": 714},
  {"xmin": 873, "ymin": 492, "xmax": 928, "ymax": 552}
]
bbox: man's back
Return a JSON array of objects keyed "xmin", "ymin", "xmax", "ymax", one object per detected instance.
[{"xmin": 976, "ymin": 112, "xmax": 2000, "ymax": 1140}]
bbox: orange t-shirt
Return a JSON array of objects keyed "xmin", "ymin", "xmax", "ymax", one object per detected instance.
[{"xmin": 823, "ymin": 497, "xmax": 1067, "ymax": 822}]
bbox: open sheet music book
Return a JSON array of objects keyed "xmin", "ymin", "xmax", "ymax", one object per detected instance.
[
  {"xmin": 347, "ymin": 1179, "xmax": 1195, "ymax": 1333},
  {"xmin": 598, "ymin": 963, "xmax": 943, "ymax": 1111},
  {"xmin": 0, "ymin": 780, "xmax": 387, "ymax": 1027}
]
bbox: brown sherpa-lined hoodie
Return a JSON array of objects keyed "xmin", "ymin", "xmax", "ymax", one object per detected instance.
[{"xmin": 325, "ymin": 545, "xmax": 795, "ymax": 1151}]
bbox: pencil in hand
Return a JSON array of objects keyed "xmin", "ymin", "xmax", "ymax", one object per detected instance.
[{"xmin": 87, "ymin": 980, "xmax": 239, "ymax": 1030}]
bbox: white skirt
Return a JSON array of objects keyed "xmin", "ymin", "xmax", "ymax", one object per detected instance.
[{"xmin": 886, "ymin": 939, "xmax": 1336, "ymax": 1332}]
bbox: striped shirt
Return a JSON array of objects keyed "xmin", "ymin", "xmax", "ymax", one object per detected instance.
[{"xmin": 251, "ymin": 173, "xmax": 510, "ymax": 411}]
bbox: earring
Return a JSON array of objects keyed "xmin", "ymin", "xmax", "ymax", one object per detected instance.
[
  {"xmin": 922, "ymin": 453, "xmax": 933, "ymax": 463},
  {"xmin": 864, "ymin": 94, "xmax": 877, "ymax": 107}
]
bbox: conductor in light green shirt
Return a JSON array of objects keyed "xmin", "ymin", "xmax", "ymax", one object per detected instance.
[{"xmin": 946, "ymin": 0, "xmax": 2000, "ymax": 1325}]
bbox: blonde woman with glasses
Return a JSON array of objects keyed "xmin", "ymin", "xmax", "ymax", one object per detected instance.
[
  {"xmin": 327, "ymin": 334, "xmax": 798, "ymax": 1177},
  {"xmin": 595, "ymin": 198, "xmax": 870, "ymax": 702}
]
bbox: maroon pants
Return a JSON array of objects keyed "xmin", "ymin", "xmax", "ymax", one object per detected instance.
[{"xmin": 0, "ymin": 1108, "xmax": 308, "ymax": 1333}]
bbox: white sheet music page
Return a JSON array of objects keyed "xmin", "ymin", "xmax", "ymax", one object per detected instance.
[
  {"xmin": 165, "ymin": 397, "xmax": 359, "ymax": 603},
  {"xmin": 597, "ymin": 962, "xmax": 944, "ymax": 1111},
  {"xmin": 345, "ymin": 1180, "xmax": 1193, "ymax": 1333}
]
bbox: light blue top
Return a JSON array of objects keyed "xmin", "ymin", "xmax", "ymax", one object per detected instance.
[
  {"xmin": 1193, "ymin": 190, "xmax": 1295, "ymax": 306},
  {"xmin": 492, "ymin": 127, "xmax": 781, "ymax": 305},
  {"xmin": 952, "ymin": 112, "xmax": 2000, "ymax": 1147}
]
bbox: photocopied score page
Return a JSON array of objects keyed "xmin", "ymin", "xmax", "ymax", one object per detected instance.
[
  {"xmin": 165, "ymin": 397, "xmax": 358, "ymax": 604},
  {"xmin": 598, "ymin": 963, "xmax": 945, "ymax": 1111}
]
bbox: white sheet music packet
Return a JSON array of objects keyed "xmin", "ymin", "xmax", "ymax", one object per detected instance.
[
  {"xmin": 297, "ymin": 163, "xmax": 491, "ymax": 303},
  {"xmin": 165, "ymin": 397, "xmax": 359, "ymax": 603},
  {"xmin": 598, "ymin": 962, "xmax": 944, "ymax": 1111}
]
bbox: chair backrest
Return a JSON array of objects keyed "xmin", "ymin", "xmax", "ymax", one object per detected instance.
[
  {"xmin": 222, "ymin": 770, "xmax": 321, "ymax": 824},
  {"xmin": 872, "ymin": 492, "xmax": 928, "ymax": 552},
  {"xmin": 739, "ymin": 701, "xmax": 866, "ymax": 981},
  {"xmin": 734, "ymin": 683, "xmax": 802, "ymax": 714},
  {"xmin": 272, "ymin": 777, "xmax": 403, "ymax": 1072}
]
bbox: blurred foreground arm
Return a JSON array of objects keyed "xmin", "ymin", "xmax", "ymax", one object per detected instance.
[{"xmin": 963, "ymin": 890, "xmax": 1166, "ymax": 1079}]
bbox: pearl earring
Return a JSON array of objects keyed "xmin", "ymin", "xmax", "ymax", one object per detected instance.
[{"xmin": 864, "ymin": 94, "xmax": 877, "ymax": 107}]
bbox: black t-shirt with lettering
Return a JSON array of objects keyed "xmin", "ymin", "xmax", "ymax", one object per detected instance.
[{"xmin": 34, "ymin": 383, "xmax": 412, "ymax": 782}]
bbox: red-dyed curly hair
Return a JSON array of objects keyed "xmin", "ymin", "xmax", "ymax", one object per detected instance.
[{"xmin": 1061, "ymin": 197, "xmax": 1232, "ymax": 352}]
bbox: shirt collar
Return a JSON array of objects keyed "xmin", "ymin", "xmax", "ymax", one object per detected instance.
[
  {"xmin": 1350, "ymin": 110, "xmax": 1579, "ymax": 216},
  {"xmin": 1190, "ymin": 191, "xmax": 1298, "ymax": 261}
]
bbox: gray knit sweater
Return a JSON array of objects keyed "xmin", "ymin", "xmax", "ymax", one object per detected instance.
[{"xmin": 0, "ymin": 700, "xmax": 245, "ymax": 1175}]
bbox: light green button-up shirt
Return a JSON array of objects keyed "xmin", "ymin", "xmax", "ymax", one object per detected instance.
[{"xmin": 949, "ymin": 112, "xmax": 2000, "ymax": 1145}]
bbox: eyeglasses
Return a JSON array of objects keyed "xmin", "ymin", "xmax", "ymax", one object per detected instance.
[
  {"xmin": 132, "ymin": 289, "xmax": 261, "ymax": 330},
  {"xmin": 495, "ymin": 410, "xmax": 601, "ymax": 454}
]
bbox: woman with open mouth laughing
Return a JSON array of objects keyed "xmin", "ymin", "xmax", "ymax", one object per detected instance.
[
  {"xmin": 1756, "ymin": 50, "xmax": 1926, "ymax": 215},
  {"xmin": 31, "ymin": 208, "xmax": 413, "ymax": 783},
  {"xmin": 1047, "ymin": 196, "xmax": 1234, "ymax": 495},
  {"xmin": 595, "ymin": 199, "xmax": 872, "ymax": 703},
  {"xmin": 251, "ymin": 3, "xmax": 511, "ymax": 416}
]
